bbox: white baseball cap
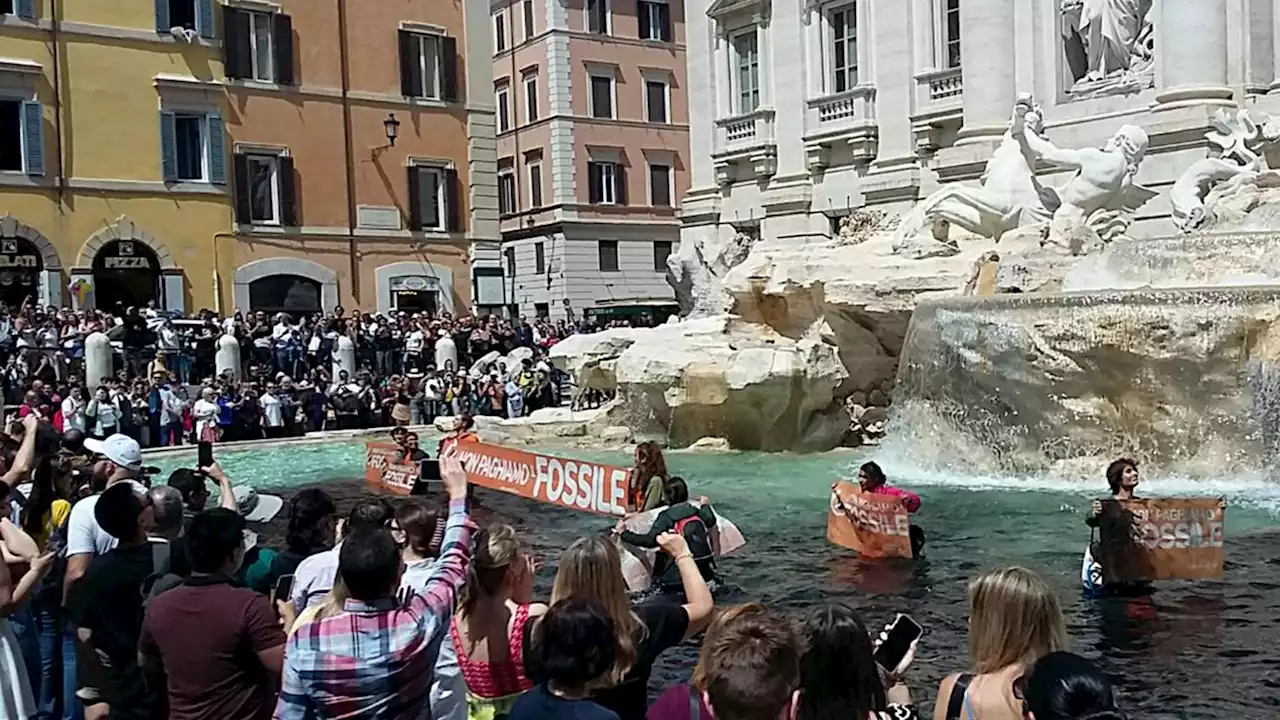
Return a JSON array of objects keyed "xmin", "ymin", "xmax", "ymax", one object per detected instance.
[
  {"xmin": 233, "ymin": 486, "xmax": 284, "ymax": 523},
  {"xmin": 83, "ymin": 434, "xmax": 143, "ymax": 472}
]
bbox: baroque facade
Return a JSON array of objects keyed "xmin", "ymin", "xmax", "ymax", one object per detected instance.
[{"xmin": 680, "ymin": 0, "xmax": 1278, "ymax": 250}]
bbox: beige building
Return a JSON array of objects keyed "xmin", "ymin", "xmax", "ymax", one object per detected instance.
[{"xmin": 491, "ymin": 0, "xmax": 686, "ymax": 322}]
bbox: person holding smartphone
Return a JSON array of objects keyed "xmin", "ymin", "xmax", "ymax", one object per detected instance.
[{"xmin": 796, "ymin": 603, "xmax": 918, "ymax": 720}]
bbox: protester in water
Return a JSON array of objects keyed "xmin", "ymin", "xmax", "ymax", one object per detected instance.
[
  {"xmin": 1081, "ymin": 458, "xmax": 1142, "ymax": 596},
  {"xmin": 615, "ymin": 477, "xmax": 718, "ymax": 594},
  {"xmin": 858, "ymin": 461, "xmax": 926, "ymax": 557},
  {"xmin": 1017, "ymin": 652, "xmax": 1126, "ymax": 720},
  {"xmin": 933, "ymin": 567, "xmax": 1066, "ymax": 720},
  {"xmin": 544, "ymin": 533, "xmax": 712, "ymax": 720},
  {"xmin": 438, "ymin": 413, "xmax": 478, "ymax": 456},
  {"xmin": 797, "ymin": 603, "xmax": 916, "ymax": 720},
  {"xmin": 629, "ymin": 441, "xmax": 668, "ymax": 513}
]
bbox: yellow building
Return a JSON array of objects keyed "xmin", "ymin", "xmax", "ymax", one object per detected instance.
[{"xmin": 0, "ymin": 0, "xmax": 231, "ymax": 312}]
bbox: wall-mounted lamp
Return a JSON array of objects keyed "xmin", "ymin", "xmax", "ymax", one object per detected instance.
[{"xmin": 383, "ymin": 113, "xmax": 401, "ymax": 147}]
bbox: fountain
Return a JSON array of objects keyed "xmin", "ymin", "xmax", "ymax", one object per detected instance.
[{"xmin": 550, "ymin": 98, "xmax": 1280, "ymax": 468}]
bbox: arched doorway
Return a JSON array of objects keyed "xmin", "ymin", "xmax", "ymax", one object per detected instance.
[
  {"xmin": 92, "ymin": 240, "xmax": 161, "ymax": 311},
  {"xmin": 249, "ymin": 274, "xmax": 322, "ymax": 315},
  {"xmin": 0, "ymin": 237, "xmax": 44, "ymax": 308}
]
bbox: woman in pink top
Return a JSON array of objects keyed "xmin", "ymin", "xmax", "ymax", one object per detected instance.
[
  {"xmin": 450, "ymin": 523, "xmax": 546, "ymax": 720},
  {"xmin": 859, "ymin": 462, "xmax": 926, "ymax": 557}
]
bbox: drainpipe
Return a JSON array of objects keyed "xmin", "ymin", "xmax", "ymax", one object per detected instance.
[
  {"xmin": 337, "ymin": 0, "xmax": 360, "ymax": 302},
  {"xmin": 211, "ymin": 232, "xmax": 237, "ymax": 315},
  {"xmin": 51, "ymin": 0, "xmax": 66, "ymax": 204}
]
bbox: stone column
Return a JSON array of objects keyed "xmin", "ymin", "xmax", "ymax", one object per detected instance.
[
  {"xmin": 955, "ymin": 0, "xmax": 1016, "ymax": 143},
  {"xmin": 216, "ymin": 334, "xmax": 241, "ymax": 380},
  {"xmin": 85, "ymin": 332, "xmax": 111, "ymax": 392},
  {"xmin": 714, "ymin": 30, "xmax": 731, "ymax": 116},
  {"xmin": 1154, "ymin": 0, "xmax": 1233, "ymax": 109}
]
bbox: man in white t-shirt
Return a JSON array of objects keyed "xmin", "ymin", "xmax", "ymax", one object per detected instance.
[
  {"xmin": 404, "ymin": 326, "xmax": 425, "ymax": 372},
  {"xmin": 62, "ymin": 434, "xmax": 148, "ymax": 603},
  {"xmin": 261, "ymin": 383, "xmax": 285, "ymax": 439}
]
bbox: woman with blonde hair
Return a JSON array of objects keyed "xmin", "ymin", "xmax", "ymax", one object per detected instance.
[
  {"xmin": 645, "ymin": 603, "xmax": 767, "ymax": 720},
  {"xmin": 450, "ymin": 523, "xmax": 546, "ymax": 720},
  {"xmin": 932, "ymin": 567, "xmax": 1067, "ymax": 720},
  {"xmin": 548, "ymin": 532, "xmax": 713, "ymax": 720}
]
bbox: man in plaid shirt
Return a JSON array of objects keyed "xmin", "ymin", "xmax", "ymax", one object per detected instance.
[{"xmin": 275, "ymin": 456, "xmax": 476, "ymax": 719}]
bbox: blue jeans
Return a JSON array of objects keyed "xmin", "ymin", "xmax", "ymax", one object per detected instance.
[
  {"xmin": 161, "ymin": 422, "xmax": 182, "ymax": 446},
  {"xmin": 9, "ymin": 602, "xmax": 41, "ymax": 709},
  {"xmin": 36, "ymin": 600, "xmax": 82, "ymax": 720}
]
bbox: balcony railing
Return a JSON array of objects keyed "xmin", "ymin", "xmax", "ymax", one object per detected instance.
[
  {"xmin": 713, "ymin": 108, "xmax": 776, "ymax": 156},
  {"xmin": 805, "ymin": 85, "xmax": 876, "ymax": 137},
  {"xmin": 914, "ymin": 66, "xmax": 964, "ymax": 116}
]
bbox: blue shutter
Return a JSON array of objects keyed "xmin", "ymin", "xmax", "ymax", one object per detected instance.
[
  {"xmin": 197, "ymin": 0, "xmax": 215, "ymax": 39},
  {"xmin": 21, "ymin": 102, "xmax": 44, "ymax": 177},
  {"xmin": 155, "ymin": 0, "xmax": 170, "ymax": 33},
  {"xmin": 206, "ymin": 113, "xmax": 226, "ymax": 185},
  {"xmin": 16, "ymin": 0, "xmax": 36, "ymax": 21},
  {"xmin": 160, "ymin": 111, "xmax": 178, "ymax": 182}
]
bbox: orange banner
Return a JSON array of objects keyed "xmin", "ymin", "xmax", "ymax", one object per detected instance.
[
  {"xmin": 450, "ymin": 439, "xmax": 633, "ymax": 516},
  {"xmin": 1097, "ymin": 497, "xmax": 1225, "ymax": 583},
  {"xmin": 364, "ymin": 442, "xmax": 419, "ymax": 496},
  {"xmin": 826, "ymin": 481, "xmax": 912, "ymax": 559}
]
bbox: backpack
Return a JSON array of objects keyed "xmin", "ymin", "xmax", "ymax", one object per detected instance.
[
  {"xmin": 141, "ymin": 540, "xmax": 183, "ymax": 612},
  {"xmin": 672, "ymin": 511, "xmax": 715, "ymax": 564}
]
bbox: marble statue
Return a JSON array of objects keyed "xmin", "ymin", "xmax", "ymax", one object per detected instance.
[
  {"xmin": 666, "ymin": 229, "xmax": 758, "ymax": 317},
  {"xmin": 1061, "ymin": 0, "xmax": 1154, "ymax": 98},
  {"xmin": 1170, "ymin": 109, "xmax": 1280, "ymax": 232},
  {"xmin": 1011, "ymin": 97, "xmax": 1152, "ymax": 252},
  {"xmin": 894, "ymin": 96, "xmax": 1057, "ymax": 258}
]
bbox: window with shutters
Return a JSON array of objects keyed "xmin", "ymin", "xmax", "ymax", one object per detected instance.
[
  {"xmin": 637, "ymin": 0, "xmax": 670, "ymax": 41},
  {"xmin": 159, "ymin": 0, "xmax": 214, "ymax": 39},
  {"xmin": 224, "ymin": 8, "xmax": 294, "ymax": 84},
  {"xmin": 174, "ymin": 114, "xmax": 205, "ymax": 181},
  {"xmin": 410, "ymin": 166, "xmax": 447, "ymax": 231},
  {"xmin": 598, "ymin": 240, "xmax": 619, "ymax": 272},
  {"xmin": 653, "ymin": 240, "xmax": 672, "ymax": 272},
  {"xmin": 498, "ymin": 170, "xmax": 517, "ymax": 216},
  {"xmin": 523, "ymin": 0, "xmax": 535, "ymax": 39},
  {"xmin": 495, "ymin": 11, "xmax": 507, "ymax": 52},
  {"xmin": 587, "ymin": 161, "xmax": 619, "ymax": 205},
  {"xmin": 400, "ymin": 31, "xmax": 456, "ymax": 101},
  {"xmin": 645, "ymin": 79, "xmax": 668, "ymax": 123},
  {"xmin": 586, "ymin": 0, "xmax": 609, "ymax": 34},
  {"xmin": 496, "ymin": 81, "xmax": 511, "ymax": 132},
  {"xmin": 534, "ymin": 242, "xmax": 545, "ymax": 273},
  {"xmin": 589, "ymin": 73, "xmax": 614, "ymax": 119},
  {"xmin": 0, "ymin": 101, "xmax": 21, "ymax": 172},
  {"xmin": 523, "ymin": 72, "xmax": 539, "ymax": 123},
  {"xmin": 526, "ymin": 158, "xmax": 542, "ymax": 207},
  {"xmin": 246, "ymin": 154, "xmax": 279, "ymax": 223},
  {"xmin": 648, "ymin": 163, "xmax": 671, "ymax": 207},
  {"xmin": 234, "ymin": 149, "xmax": 296, "ymax": 226}
]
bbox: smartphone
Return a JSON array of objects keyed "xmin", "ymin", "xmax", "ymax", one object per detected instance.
[
  {"xmin": 274, "ymin": 574, "xmax": 294, "ymax": 603},
  {"xmin": 874, "ymin": 614, "xmax": 923, "ymax": 672},
  {"xmin": 197, "ymin": 441, "xmax": 214, "ymax": 469}
]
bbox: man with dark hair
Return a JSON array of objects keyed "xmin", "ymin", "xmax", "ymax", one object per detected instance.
[
  {"xmin": 290, "ymin": 497, "xmax": 395, "ymax": 613},
  {"xmin": 63, "ymin": 433, "xmax": 147, "ymax": 606},
  {"xmin": 701, "ymin": 610, "xmax": 802, "ymax": 720},
  {"xmin": 276, "ymin": 457, "xmax": 475, "ymax": 719},
  {"xmin": 140, "ymin": 509, "xmax": 287, "ymax": 720},
  {"xmin": 66, "ymin": 482, "xmax": 157, "ymax": 720}
]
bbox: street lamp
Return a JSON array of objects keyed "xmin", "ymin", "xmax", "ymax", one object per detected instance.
[{"xmin": 383, "ymin": 113, "xmax": 401, "ymax": 147}]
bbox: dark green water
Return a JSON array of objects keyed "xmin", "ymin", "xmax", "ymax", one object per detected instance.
[{"xmin": 154, "ymin": 442, "xmax": 1280, "ymax": 719}]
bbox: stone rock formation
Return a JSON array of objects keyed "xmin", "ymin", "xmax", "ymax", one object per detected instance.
[
  {"xmin": 1170, "ymin": 108, "xmax": 1280, "ymax": 232},
  {"xmin": 665, "ymin": 228, "xmax": 759, "ymax": 317}
]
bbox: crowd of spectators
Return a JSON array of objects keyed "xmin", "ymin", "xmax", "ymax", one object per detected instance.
[
  {"xmin": 0, "ymin": 301, "xmax": 640, "ymax": 448},
  {"xmin": 0, "ymin": 424, "xmax": 1131, "ymax": 720}
]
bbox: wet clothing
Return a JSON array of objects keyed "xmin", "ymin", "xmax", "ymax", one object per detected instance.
[
  {"xmin": 620, "ymin": 503, "xmax": 718, "ymax": 590},
  {"xmin": 868, "ymin": 484, "xmax": 922, "ymax": 513}
]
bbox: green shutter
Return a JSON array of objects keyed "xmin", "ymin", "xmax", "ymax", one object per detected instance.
[
  {"xmin": 197, "ymin": 0, "xmax": 215, "ymax": 39},
  {"xmin": 160, "ymin": 111, "xmax": 178, "ymax": 182},
  {"xmin": 154, "ymin": 0, "xmax": 170, "ymax": 33},
  {"xmin": 22, "ymin": 102, "xmax": 44, "ymax": 177},
  {"xmin": 207, "ymin": 113, "xmax": 226, "ymax": 185}
]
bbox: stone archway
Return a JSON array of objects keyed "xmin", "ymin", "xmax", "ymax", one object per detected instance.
[
  {"xmin": 375, "ymin": 261, "xmax": 455, "ymax": 315},
  {"xmin": 0, "ymin": 214, "xmax": 63, "ymax": 308},
  {"xmin": 233, "ymin": 258, "xmax": 340, "ymax": 314},
  {"xmin": 72, "ymin": 216, "xmax": 184, "ymax": 312}
]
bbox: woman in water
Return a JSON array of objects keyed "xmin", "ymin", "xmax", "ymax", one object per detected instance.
[
  {"xmin": 797, "ymin": 602, "xmax": 917, "ymax": 720},
  {"xmin": 932, "ymin": 567, "xmax": 1067, "ymax": 720},
  {"xmin": 1018, "ymin": 652, "xmax": 1127, "ymax": 720},
  {"xmin": 629, "ymin": 441, "xmax": 669, "ymax": 513},
  {"xmin": 616, "ymin": 477, "xmax": 718, "ymax": 595},
  {"xmin": 546, "ymin": 533, "xmax": 713, "ymax": 720},
  {"xmin": 1081, "ymin": 458, "xmax": 1140, "ymax": 596},
  {"xmin": 858, "ymin": 461, "xmax": 925, "ymax": 557}
]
